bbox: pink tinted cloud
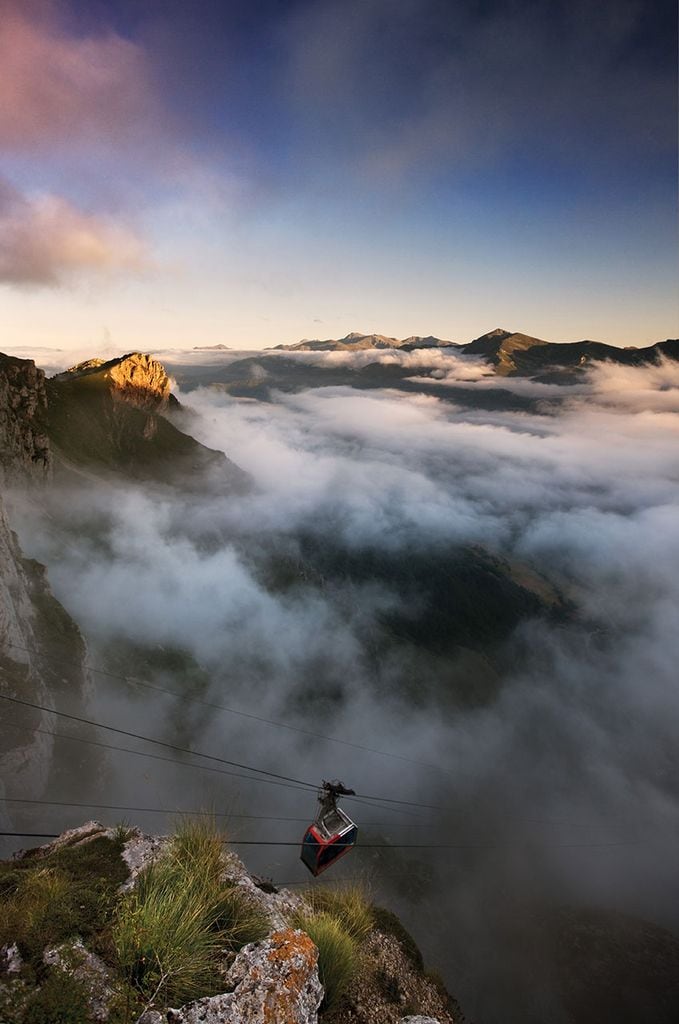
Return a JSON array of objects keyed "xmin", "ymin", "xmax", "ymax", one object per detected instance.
[
  {"xmin": 0, "ymin": 177, "xmax": 148, "ymax": 285},
  {"xmin": 0, "ymin": 6, "xmax": 161, "ymax": 152}
]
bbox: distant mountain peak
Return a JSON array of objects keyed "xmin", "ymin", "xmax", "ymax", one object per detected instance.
[{"xmin": 277, "ymin": 331, "xmax": 454, "ymax": 352}]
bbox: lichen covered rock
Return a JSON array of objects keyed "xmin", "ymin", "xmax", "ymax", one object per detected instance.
[
  {"xmin": 120, "ymin": 828, "xmax": 170, "ymax": 891},
  {"xmin": 138, "ymin": 929, "xmax": 322, "ymax": 1024},
  {"xmin": 221, "ymin": 848, "xmax": 305, "ymax": 930},
  {"xmin": 43, "ymin": 938, "xmax": 118, "ymax": 1021}
]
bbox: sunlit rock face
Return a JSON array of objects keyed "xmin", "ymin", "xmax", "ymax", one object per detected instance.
[
  {"xmin": 57, "ymin": 352, "xmax": 172, "ymax": 412},
  {"xmin": 46, "ymin": 351, "xmax": 248, "ymax": 490}
]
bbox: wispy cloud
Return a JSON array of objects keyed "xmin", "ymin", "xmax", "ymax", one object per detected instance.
[{"xmin": 0, "ymin": 177, "xmax": 149, "ymax": 286}]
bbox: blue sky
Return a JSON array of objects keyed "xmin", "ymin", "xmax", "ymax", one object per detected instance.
[{"xmin": 0, "ymin": 0, "xmax": 677, "ymax": 351}]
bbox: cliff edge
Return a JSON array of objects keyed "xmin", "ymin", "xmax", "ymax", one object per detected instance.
[{"xmin": 0, "ymin": 821, "xmax": 461, "ymax": 1024}]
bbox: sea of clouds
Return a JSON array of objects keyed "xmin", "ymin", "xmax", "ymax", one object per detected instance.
[{"xmin": 8, "ymin": 347, "xmax": 679, "ymax": 1022}]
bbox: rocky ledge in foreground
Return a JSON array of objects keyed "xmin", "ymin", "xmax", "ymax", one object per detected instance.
[{"xmin": 0, "ymin": 821, "xmax": 461, "ymax": 1024}]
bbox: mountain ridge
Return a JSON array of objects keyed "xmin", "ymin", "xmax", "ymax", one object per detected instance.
[
  {"xmin": 270, "ymin": 327, "xmax": 679, "ymax": 378},
  {"xmin": 45, "ymin": 352, "xmax": 248, "ymax": 492}
]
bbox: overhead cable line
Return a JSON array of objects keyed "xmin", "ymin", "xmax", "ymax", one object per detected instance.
[
  {"xmin": 2, "ymin": 718, "xmax": 417, "ymax": 820},
  {"xmin": 0, "ymin": 692, "xmax": 318, "ymax": 792},
  {"xmin": 2, "ymin": 640, "xmax": 451, "ymax": 774},
  {"xmin": 0, "ymin": 693, "xmax": 434, "ymax": 814},
  {"xmin": 0, "ymin": 796, "xmax": 422, "ymax": 829},
  {"xmin": 0, "ymin": 831, "xmax": 650, "ymax": 851},
  {"xmin": 1, "ymin": 644, "xmax": 604, "ymax": 825},
  {"xmin": 0, "ymin": 703, "xmax": 607, "ymax": 828},
  {"xmin": 2, "ymin": 720, "xmax": 315, "ymax": 795}
]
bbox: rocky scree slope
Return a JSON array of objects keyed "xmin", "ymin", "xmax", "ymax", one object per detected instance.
[{"xmin": 0, "ymin": 821, "xmax": 459, "ymax": 1024}]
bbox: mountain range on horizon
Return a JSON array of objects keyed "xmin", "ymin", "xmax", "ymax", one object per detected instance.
[{"xmin": 272, "ymin": 327, "xmax": 679, "ymax": 375}]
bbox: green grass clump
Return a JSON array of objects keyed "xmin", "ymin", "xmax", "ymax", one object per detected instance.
[
  {"xmin": 293, "ymin": 911, "xmax": 359, "ymax": 1013},
  {"xmin": 113, "ymin": 819, "xmax": 267, "ymax": 1007},
  {"xmin": 22, "ymin": 973, "xmax": 90, "ymax": 1024},
  {"xmin": 0, "ymin": 834, "xmax": 130, "ymax": 966},
  {"xmin": 292, "ymin": 885, "xmax": 373, "ymax": 1012},
  {"xmin": 302, "ymin": 884, "xmax": 374, "ymax": 943}
]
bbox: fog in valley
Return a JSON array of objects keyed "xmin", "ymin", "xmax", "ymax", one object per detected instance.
[{"xmin": 5, "ymin": 348, "xmax": 679, "ymax": 1022}]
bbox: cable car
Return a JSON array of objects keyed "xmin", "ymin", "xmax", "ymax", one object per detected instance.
[{"xmin": 300, "ymin": 780, "xmax": 358, "ymax": 876}]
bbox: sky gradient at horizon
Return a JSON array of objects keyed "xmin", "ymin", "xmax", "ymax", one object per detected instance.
[{"xmin": 0, "ymin": 0, "xmax": 677, "ymax": 353}]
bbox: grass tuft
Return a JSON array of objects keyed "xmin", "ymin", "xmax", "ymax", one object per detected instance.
[
  {"xmin": 0, "ymin": 835, "xmax": 129, "ymax": 966},
  {"xmin": 293, "ymin": 885, "xmax": 373, "ymax": 1012},
  {"xmin": 302, "ymin": 884, "xmax": 374, "ymax": 943},
  {"xmin": 293, "ymin": 911, "xmax": 359, "ymax": 1012},
  {"xmin": 113, "ymin": 818, "xmax": 267, "ymax": 1007}
]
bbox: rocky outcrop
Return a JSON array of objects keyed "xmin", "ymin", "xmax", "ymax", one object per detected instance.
[
  {"xmin": 337, "ymin": 931, "xmax": 456, "ymax": 1024},
  {"xmin": 139, "ymin": 930, "xmax": 322, "ymax": 1024},
  {"xmin": 0, "ymin": 353, "xmax": 51, "ymax": 486},
  {"xmin": 55, "ymin": 352, "xmax": 173, "ymax": 412},
  {"xmin": 1, "ymin": 822, "xmax": 464, "ymax": 1024},
  {"xmin": 46, "ymin": 351, "xmax": 249, "ymax": 491}
]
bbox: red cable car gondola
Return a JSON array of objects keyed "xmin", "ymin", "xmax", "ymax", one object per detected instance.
[{"xmin": 300, "ymin": 780, "xmax": 358, "ymax": 876}]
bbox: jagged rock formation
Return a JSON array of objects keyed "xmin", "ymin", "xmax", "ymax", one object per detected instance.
[
  {"xmin": 55, "ymin": 352, "xmax": 173, "ymax": 412},
  {"xmin": 46, "ymin": 351, "xmax": 248, "ymax": 491}
]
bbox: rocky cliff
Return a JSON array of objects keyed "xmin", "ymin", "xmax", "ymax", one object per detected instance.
[
  {"xmin": 0, "ymin": 353, "xmax": 51, "ymax": 486},
  {"xmin": 0, "ymin": 354, "xmax": 91, "ymax": 821}
]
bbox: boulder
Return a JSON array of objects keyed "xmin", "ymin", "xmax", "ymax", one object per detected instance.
[{"xmin": 137, "ymin": 928, "xmax": 322, "ymax": 1024}]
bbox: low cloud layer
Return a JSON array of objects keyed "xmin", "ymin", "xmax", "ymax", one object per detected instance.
[{"xmin": 9, "ymin": 350, "xmax": 679, "ymax": 1021}]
